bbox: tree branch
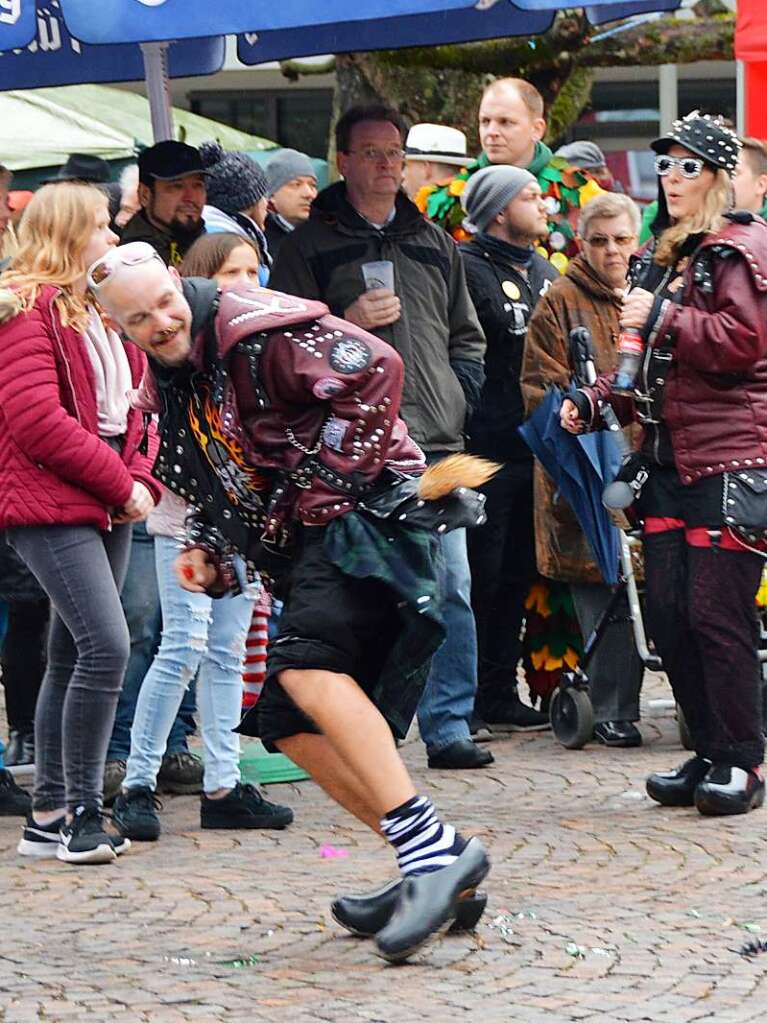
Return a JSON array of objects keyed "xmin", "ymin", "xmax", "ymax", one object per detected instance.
[{"xmin": 373, "ymin": 13, "xmax": 733, "ymax": 78}]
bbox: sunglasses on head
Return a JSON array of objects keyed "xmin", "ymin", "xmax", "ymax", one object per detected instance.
[
  {"xmin": 654, "ymin": 154, "xmax": 706, "ymax": 179},
  {"xmin": 87, "ymin": 243, "xmax": 164, "ymax": 290}
]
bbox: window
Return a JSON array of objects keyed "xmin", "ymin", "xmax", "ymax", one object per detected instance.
[{"xmin": 190, "ymin": 89, "xmax": 333, "ymax": 158}]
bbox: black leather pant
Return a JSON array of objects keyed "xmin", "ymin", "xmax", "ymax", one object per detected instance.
[{"xmin": 644, "ymin": 529, "xmax": 764, "ymax": 770}]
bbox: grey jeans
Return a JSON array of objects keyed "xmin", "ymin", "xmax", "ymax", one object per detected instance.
[
  {"xmin": 7, "ymin": 524, "xmax": 132, "ymax": 812},
  {"xmin": 570, "ymin": 583, "xmax": 644, "ymax": 724}
]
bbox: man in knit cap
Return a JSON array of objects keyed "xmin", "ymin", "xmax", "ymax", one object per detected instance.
[
  {"xmin": 459, "ymin": 166, "xmax": 558, "ymax": 735},
  {"xmin": 200, "ymin": 142, "xmax": 272, "ymax": 280},
  {"xmin": 264, "ymin": 149, "xmax": 318, "ymax": 259},
  {"xmin": 121, "ymin": 141, "xmax": 208, "ymax": 267}
]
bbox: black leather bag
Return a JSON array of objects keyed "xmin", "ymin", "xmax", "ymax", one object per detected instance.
[{"xmin": 722, "ymin": 469, "xmax": 767, "ymax": 534}]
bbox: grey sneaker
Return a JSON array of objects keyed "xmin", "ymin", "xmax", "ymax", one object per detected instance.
[{"xmin": 157, "ymin": 751, "xmax": 204, "ymax": 794}]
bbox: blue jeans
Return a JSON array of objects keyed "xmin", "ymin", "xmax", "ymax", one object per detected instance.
[
  {"xmin": 124, "ymin": 536, "xmax": 254, "ymax": 793},
  {"xmin": 417, "ymin": 524, "xmax": 478, "ymax": 754},
  {"xmin": 107, "ymin": 523, "xmax": 193, "ymax": 761}
]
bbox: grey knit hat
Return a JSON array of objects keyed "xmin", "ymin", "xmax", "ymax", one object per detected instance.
[
  {"xmin": 461, "ymin": 165, "xmax": 537, "ymax": 232},
  {"xmin": 199, "ymin": 141, "xmax": 268, "ymax": 215},
  {"xmin": 265, "ymin": 149, "xmax": 317, "ymax": 197}
]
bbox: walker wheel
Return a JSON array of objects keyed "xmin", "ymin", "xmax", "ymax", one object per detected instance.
[
  {"xmin": 676, "ymin": 703, "xmax": 694, "ymax": 751},
  {"xmin": 550, "ymin": 685, "xmax": 594, "ymax": 749}
]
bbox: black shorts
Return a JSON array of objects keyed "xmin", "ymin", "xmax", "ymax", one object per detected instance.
[{"xmin": 241, "ymin": 526, "xmax": 405, "ymax": 752}]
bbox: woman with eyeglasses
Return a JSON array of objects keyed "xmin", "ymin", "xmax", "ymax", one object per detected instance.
[
  {"xmin": 561, "ymin": 112, "xmax": 767, "ymax": 816},
  {"xmin": 522, "ymin": 191, "xmax": 645, "ymax": 749},
  {"xmin": 0, "ymin": 182, "xmax": 160, "ymax": 862}
]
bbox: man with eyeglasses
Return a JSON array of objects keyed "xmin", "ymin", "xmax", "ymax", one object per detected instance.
[
  {"xmin": 271, "ymin": 104, "xmax": 491, "ymax": 772},
  {"xmin": 522, "ymin": 191, "xmax": 646, "ymax": 749}
]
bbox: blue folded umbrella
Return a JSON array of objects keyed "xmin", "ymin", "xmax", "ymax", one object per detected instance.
[{"xmin": 519, "ymin": 387, "xmax": 622, "ymax": 585}]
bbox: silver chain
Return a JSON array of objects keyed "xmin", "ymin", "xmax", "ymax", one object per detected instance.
[{"xmin": 285, "ymin": 425, "xmax": 322, "ymax": 456}]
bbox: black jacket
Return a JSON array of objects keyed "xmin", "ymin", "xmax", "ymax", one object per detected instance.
[
  {"xmin": 120, "ymin": 209, "xmax": 204, "ymax": 267},
  {"xmin": 460, "ymin": 233, "xmax": 559, "ymax": 461},
  {"xmin": 270, "ymin": 182, "xmax": 485, "ymax": 453},
  {"xmin": 264, "ymin": 211, "xmax": 293, "ymax": 261}
]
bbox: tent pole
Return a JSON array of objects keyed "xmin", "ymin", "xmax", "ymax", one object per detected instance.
[{"xmin": 141, "ymin": 41, "xmax": 174, "ymax": 142}]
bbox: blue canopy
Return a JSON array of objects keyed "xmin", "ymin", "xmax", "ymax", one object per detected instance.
[
  {"xmin": 238, "ymin": 1, "xmax": 680, "ymax": 63},
  {"xmin": 0, "ymin": 2, "xmax": 224, "ymax": 90},
  {"xmin": 1, "ymin": 0, "xmax": 682, "ymax": 48}
]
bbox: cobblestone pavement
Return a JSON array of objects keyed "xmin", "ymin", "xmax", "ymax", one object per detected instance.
[{"xmin": 1, "ymin": 674, "xmax": 766, "ymax": 1023}]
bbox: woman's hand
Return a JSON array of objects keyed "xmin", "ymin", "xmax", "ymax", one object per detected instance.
[
  {"xmin": 620, "ymin": 288, "xmax": 654, "ymax": 331},
  {"xmin": 560, "ymin": 397, "xmax": 586, "ymax": 435},
  {"xmin": 175, "ymin": 548, "xmax": 217, "ymax": 593},
  {"xmin": 112, "ymin": 482, "xmax": 154, "ymax": 524}
]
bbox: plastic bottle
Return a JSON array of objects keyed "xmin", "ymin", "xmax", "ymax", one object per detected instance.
[{"xmin": 613, "ymin": 329, "xmax": 645, "ymax": 394}]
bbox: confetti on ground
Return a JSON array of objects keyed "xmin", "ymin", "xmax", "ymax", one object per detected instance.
[{"xmin": 320, "ymin": 844, "xmax": 349, "ymax": 859}]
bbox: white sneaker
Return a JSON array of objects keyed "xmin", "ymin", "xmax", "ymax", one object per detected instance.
[{"xmin": 18, "ymin": 815, "xmax": 65, "ymax": 858}]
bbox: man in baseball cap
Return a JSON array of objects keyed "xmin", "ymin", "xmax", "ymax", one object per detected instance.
[
  {"xmin": 402, "ymin": 123, "xmax": 469, "ymax": 201},
  {"xmin": 121, "ymin": 140, "xmax": 208, "ymax": 267}
]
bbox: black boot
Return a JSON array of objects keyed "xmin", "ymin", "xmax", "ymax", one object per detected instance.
[
  {"xmin": 646, "ymin": 755, "xmax": 712, "ymax": 807},
  {"xmin": 332, "ymin": 879, "xmax": 487, "ymax": 937},
  {"xmin": 476, "ymin": 690, "xmax": 550, "ymax": 732},
  {"xmin": 593, "ymin": 721, "xmax": 642, "ymax": 749},
  {"xmin": 374, "ymin": 838, "xmax": 490, "ymax": 963},
  {"xmin": 0, "ymin": 769, "xmax": 32, "ymax": 816},
  {"xmin": 694, "ymin": 765, "xmax": 765, "ymax": 816}
]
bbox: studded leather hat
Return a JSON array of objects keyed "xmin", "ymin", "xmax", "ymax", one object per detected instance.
[{"xmin": 651, "ymin": 110, "xmax": 741, "ymax": 178}]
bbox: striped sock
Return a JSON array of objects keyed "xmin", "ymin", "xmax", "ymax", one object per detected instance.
[{"xmin": 381, "ymin": 795, "xmax": 466, "ymax": 876}]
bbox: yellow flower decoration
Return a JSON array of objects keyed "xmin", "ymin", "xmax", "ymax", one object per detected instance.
[
  {"xmin": 563, "ymin": 646, "xmax": 580, "ymax": 670},
  {"xmin": 448, "ymin": 178, "xmax": 467, "ymax": 197},
  {"xmin": 414, "ymin": 185, "xmax": 433, "ymax": 214},
  {"xmin": 525, "ymin": 581, "xmax": 552, "ymax": 617},
  {"xmin": 544, "ymin": 650, "xmax": 566, "ymax": 671},
  {"xmin": 550, "ymin": 252, "xmax": 569, "ymax": 274},
  {"xmin": 578, "ymin": 179, "xmax": 604, "ymax": 207},
  {"xmin": 531, "ymin": 646, "xmax": 550, "ymax": 672}
]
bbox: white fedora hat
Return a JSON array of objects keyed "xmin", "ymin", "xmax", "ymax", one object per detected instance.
[{"xmin": 405, "ymin": 123, "xmax": 469, "ymax": 167}]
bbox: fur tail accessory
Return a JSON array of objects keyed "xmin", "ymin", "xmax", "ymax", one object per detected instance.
[
  {"xmin": 417, "ymin": 454, "xmax": 500, "ymax": 501},
  {"xmin": 359, "ymin": 454, "xmax": 501, "ymax": 535}
]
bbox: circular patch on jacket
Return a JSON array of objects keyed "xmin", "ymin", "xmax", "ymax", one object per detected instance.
[
  {"xmin": 328, "ymin": 336, "xmax": 372, "ymax": 374},
  {"xmin": 502, "ymin": 280, "xmax": 521, "ymax": 301},
  {"xmin": 313, "ymin": 376, "xmax": 346, "ymax": 400}
]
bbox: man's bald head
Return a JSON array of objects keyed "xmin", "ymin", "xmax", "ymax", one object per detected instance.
[
  {"xmin": 91, "ymin": 244, "xmax": 194, "ymax": 367},
  {"xmin": 478, "ymin": 78, "xmax": 547, "ymax": 168}
]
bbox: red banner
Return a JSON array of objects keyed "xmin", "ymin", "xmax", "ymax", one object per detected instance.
[{"xmin": 736, "ymin": 0, "xmax": 767, "ymax": 62}]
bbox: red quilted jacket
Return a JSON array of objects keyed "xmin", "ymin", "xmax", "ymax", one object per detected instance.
[{"xmin": 0, "ymin": 285, "xmax": 161, "ymax": 529}]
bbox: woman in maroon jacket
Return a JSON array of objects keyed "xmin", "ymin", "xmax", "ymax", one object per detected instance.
[
  {"xmin": 0, "ymin": 182, "xmax": 160, "ymax": 863},
  {"xmin": 562, "ymin": 112, "xmax": 767, "ymax": 817}
]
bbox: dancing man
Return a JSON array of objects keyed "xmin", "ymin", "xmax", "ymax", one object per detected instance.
[{"xmin": 90, "ymin": 241, "xmax": 491, "ymax": 962}]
